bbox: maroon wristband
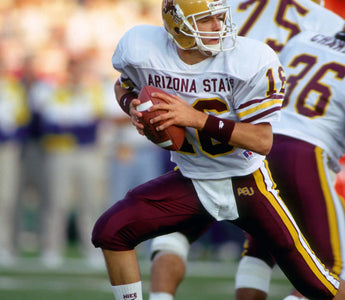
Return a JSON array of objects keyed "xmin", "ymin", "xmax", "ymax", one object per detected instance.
[
  {"xmin": 119, "ymin": 92, "xmax": 138, "ymax": 115},
  {"xmin": 201, "ymin": 115, "xmax": 235, "ymax": 144}
]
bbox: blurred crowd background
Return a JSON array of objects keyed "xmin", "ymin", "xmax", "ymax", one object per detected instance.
[
  {"xmin": 0, "ymin": 0, "xmax": 162, "ymax": 81},
  {"xmin": 0, "ymin": 0, "xmax": 168, "ymax": 269},
  {"xmin": 0, "ymin": 0, "xmax": 344, "ymax": 269}
]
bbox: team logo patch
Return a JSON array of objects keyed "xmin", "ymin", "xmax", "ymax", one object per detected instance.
[
  {"xmin": 237, "ymin": 187, "xmax": 254, "ymax": 196},
  {"xmin": 162, "ymin": 0, "xmax": 182, "ymax": 24},
  {"xmin": 242, "ymin": 150, "xmax": 254, "ymax": 160}
]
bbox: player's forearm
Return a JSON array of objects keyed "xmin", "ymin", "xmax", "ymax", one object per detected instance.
[
  {"xmin": 230, "ymin": 122, "xmax": 273, "ymax": 155},
  {"xmin": 200, "ymin": 114, "xmax": 272, "ymax": 155},
  {"xmin": 190, "ymin": 110, "xmax": 209, "ymax": 130},
  {"xmin": 114, "ymin": 79, "xmax": 126, "ymax": 103},
  {"xmin": 114, "ymin": 80, "xmax": 138, "ymax": 115}
]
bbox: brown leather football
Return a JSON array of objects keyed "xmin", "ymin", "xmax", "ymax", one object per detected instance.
[{"xmin": 137, "ymin": 86, "xmax": 185, "ymax": 151}]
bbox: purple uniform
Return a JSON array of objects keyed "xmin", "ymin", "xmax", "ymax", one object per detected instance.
[
  {"xmin": 92, "ymin": 163, "xmax": 340, "ymax": 299},
  {"xmin": 246, "ymin": 134, "xmax": 345, "ymax": 278}
]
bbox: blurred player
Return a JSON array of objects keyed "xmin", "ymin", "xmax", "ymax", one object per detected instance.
[
  {"xmin": 230, "ymin": 0, "xmax": 344, "ymax": 54},
  {"xmin": 148, "ymin": 1, "xmax": 345, "ymax": 300},
  {"xmin": 0, "ymin": 55, "xmax": 30, "ymax": 266},
  {"xmin": 235, "ymin": 26, "xmax": 345, "ymax": 300},
  {"xmin": 31, "ymin": 56, "xmax": 107, "ymax": 267}
]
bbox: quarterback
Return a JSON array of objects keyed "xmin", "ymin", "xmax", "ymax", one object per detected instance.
[
  {"xmin": 149, "ymin": 1, "xmax": 345, "ymax": 300},
  {"xmin": 91, "ymin": 0, "xmax": 345, "ymax": 299}
]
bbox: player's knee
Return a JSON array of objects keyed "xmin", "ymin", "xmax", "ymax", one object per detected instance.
[
  {"xmin": 91, "ymin": 210, "xmax": 120, "ymax": 250},
  {"xmin": 150, "ymin": 232, "xmax": 190, "ymax": 262},
  {"xmin": 235, "ymin": 256, "xmax": 273, "ymax": 294},
  {"xmin": 92, "ymin": 218, "xmax": 135, "ymax": 251},
  {"xmin": 91, "ymin": 200, "xmax": 137, "ymax": 251}
]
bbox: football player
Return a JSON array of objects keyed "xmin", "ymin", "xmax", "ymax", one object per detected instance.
[
  {"xmin": 148, "ymin": 1, "xmax": 345, "ymax": 300},
  {"xmin": 0, "ymin": 56, "xmax": 30, "ymax": 266},
  {"xmin": 230, "ymin": 0, "xmax": 344, "ymax": 54},
  {"xmin": 235, "ymin": 26, "xmax": 345, "ymax": 300},
  {"xmin": 91, "ymin": 0, "xmax": 345, "ymax": 299}
]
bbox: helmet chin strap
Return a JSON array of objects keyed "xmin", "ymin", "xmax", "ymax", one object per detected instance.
[
  {"xmin": 167, "ymin": 31, "xmax": 222, "ymax": 56},
  {"xmin": 189, "ymin": 33, "xmax": 236, "ymax": 57},
  {"xmin": 195, "ymin": 40, "xmax": 222, "ymax": 56}
]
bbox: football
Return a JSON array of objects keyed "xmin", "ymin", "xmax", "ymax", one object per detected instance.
[{"xmin": 137, "ymin": 86, "xmax": 185, "ymax": 151}]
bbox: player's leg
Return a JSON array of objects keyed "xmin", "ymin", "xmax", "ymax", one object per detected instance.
[
  {"xmin": 232, "ymin": 161, "xmax": 342, "ymax": 300},
  {"xmin": 92, "ymin": 169, "xmax": 214, "ymax": 300},
  {"xmin": 235, "ymin": 231, "xmax": 274, "ymax": 300},
  {"xmin": 235, "ymin": 136, "xmax": 345, "ymax": 300},
  {"xmin": 150, "ymin": 233, "xmax": 190, "ymax": 300},
  {"xmin": 267, "ymin": 137, "xmax": 345, "ymax": 298},
  {"xmin": 41, "ymin": 152, "xmax": 72, "ymax": 267},
  {"xmin": 267, "ymin": 137, "xmax": 345, "ymax": 278},
  {"xmin": 102, "ymin": 249, "xmax": 142, "ymax": 299},
  {"xmin": 236, "ymin": 255, "xmax": 345, "ymax": 300},
  {"xmin": 334, "ymin": 281, "xmax": 345, "ymax": 299},
  {"xmin": 0, "ymin": 142, "xmax": 20, "ymax": 265},
  {"xmin": 150, "ymin": 253, "xmax": 185, "ymax": 300},
  {"xmin": 235, "ymin": 242, "xmax": 309, "ymax": 300},
  {"xmin": 76, "ymin": 147, "xmax": 105, "ymax": 266},
  {"xmin": 149, "ymin": 216, "xmax": 214, "ymax": 299},
  {"xmin": 236, "ymin": 281, "xmax": 268, "ymax": 300},
  {"xmin": 235, "ymin": 233, "xmax": 274, "ymax": 300}
]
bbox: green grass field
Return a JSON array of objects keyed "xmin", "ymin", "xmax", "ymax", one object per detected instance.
[{"xmin": 0, "ymin": 256, "xmax": 292, "ymax": 300}]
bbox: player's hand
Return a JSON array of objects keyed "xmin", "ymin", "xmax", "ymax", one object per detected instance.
[
  {"xmin": 148, "ymin": 92, "xmax": 208, "ymax": 131},
  {"xmin": 129, "ymin": 98, "xmax": 145, "ymax": 135}
]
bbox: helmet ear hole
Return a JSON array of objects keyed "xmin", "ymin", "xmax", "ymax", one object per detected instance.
[{"xmin": 174, "ymin": 27, "xmax": 180, "ymax": 34}]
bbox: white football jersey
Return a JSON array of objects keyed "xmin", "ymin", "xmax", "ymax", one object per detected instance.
[
  {"xmin": 113, "ymin": 25, "xmax": 285, "ymax": 179},
  {"xmin": 275, "ymin": 31, "xmax": 345, "ymax": 169},
  {"xmin": 230, "ymin": 0, "xmax": 344, "ymax": 53}
]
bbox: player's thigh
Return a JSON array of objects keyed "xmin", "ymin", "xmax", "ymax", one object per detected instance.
[
  {"xmin": 268, "ymin": 135, "xmax": 345, "ymax": 270},
  {"xmin": 232, "ymin": 163, "xmax": 339, "ymax": 299},
  {"xmin": 242, "ymin": 232, "xmax": 275, "ymax": 267},
  {"xmin": 92, "ymin": 169, "xmax": 213, "ymax": 250},
  {"xmin": 267, "ymin": 135, "xmax": 331, "ymax": 231},
  {"xmin": 232, "ymin": 164, "xmax": 294, "ymax": 251}
]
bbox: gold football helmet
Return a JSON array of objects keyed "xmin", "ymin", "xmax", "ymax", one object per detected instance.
[
  {"xmin": 311, "ymin": 0, "xmax": 324, "ymax": 6},
  {"xmin": 162, "ymin": 0, "xmax": 236, "ymax": 56}
]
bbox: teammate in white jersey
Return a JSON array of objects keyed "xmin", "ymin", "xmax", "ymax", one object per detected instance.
[
  {"xmin": 148, "ymin": 1, "xmax": 345, "ymax": 300},
  {"xmin": 231, "ymin": 0, "xmax": 344, "ymax": 53},
  {"xmin": 91, "ymin": 0, "xmax": 345, "ymax": 299},
  {"xmin": 235, "ymin": 27, "xmax": 345, "ymax": 300}
]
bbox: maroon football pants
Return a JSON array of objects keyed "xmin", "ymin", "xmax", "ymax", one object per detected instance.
[
  {"xmin": 245, "ymin": 134, "xmax": 344, "ymax": 279},
  {"xmin": 92, "ymin": 164, "xmax": 339, "ymax": 299}
]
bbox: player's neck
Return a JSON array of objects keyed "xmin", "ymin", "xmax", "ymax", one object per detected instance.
[{"xmin": 177, "ymin": 48, "xmax": 209, "ymax": 65}]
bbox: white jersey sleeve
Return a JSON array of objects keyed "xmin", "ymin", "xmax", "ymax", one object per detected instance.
[
  {"xmin": 275, "ymin": 31, "xmax": 345, "ymax": 169},
  {"xmin": 112, "ymin": 25, "xmax": 284, "ymax": 179},
  {"xmin": 230, "ymin": 0, "xmax": 344, "ymax": 53}
]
